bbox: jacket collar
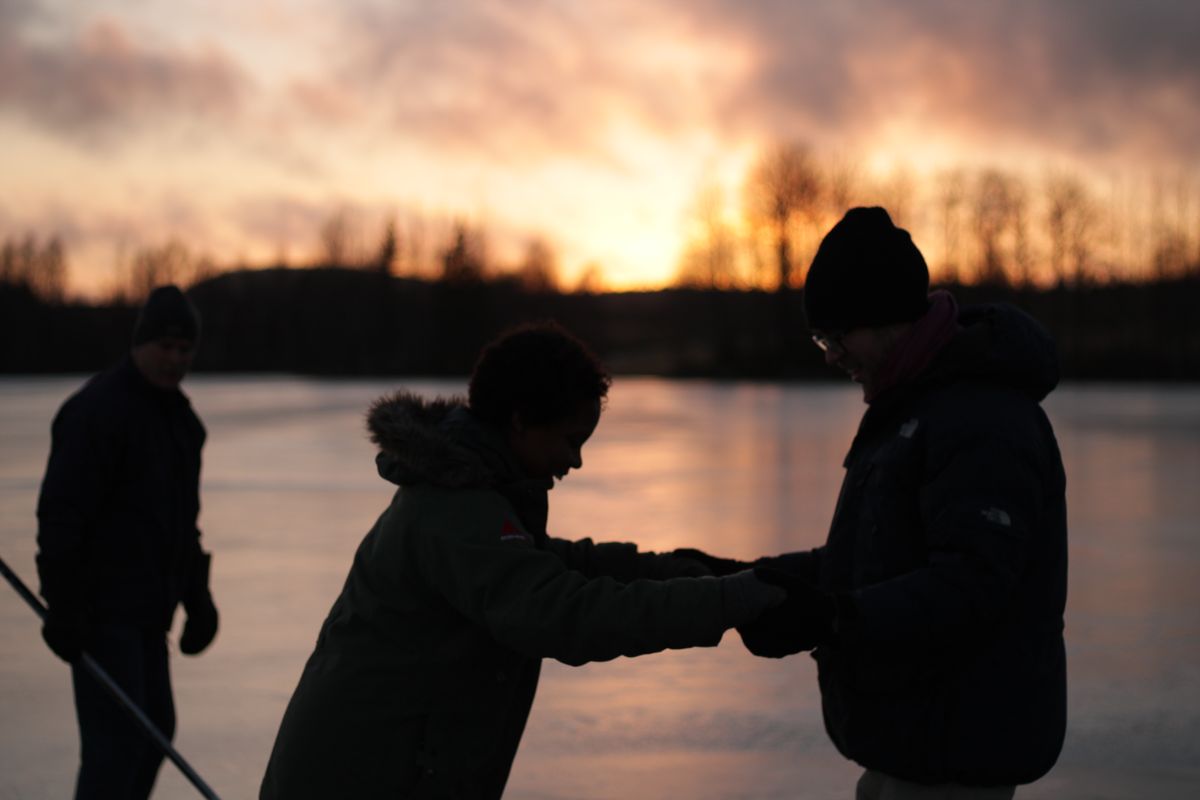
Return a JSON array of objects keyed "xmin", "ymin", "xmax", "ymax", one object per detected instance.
[{"xmin": 367, "ymin": 392, "xmax": 550, "ymax": 535}]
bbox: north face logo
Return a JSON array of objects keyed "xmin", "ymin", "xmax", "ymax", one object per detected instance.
[
  {"xmin": 981, "ymin": 507, "xmax": 1012, "ymax": 527},
  {"xmin": 499, "ymin": 518, "xmax": 532, "ymax": 543}
]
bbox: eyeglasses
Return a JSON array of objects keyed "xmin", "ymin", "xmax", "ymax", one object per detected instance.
[{"xmin": 810, "ymin": 330, "xmax": 846, "ymax": 354}]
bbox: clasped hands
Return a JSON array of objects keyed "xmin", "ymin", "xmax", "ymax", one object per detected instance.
[{"xmin": 672, "ymin": 548, "xmax": 838, "ymax": 658}]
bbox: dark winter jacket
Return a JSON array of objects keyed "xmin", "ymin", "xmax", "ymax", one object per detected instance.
[
  {"xmin": 36, "ymin": 356, "xmax": 208, "ymax": 631},
  {"xmin": 260, "ymin": 395, "xmax": 728, "ymax": 800},
  {"xmin": 802, "ymin": 304, "xmax": 1068, "ymax": 786}
]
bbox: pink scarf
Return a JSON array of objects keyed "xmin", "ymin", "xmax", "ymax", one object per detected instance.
[{"xmin": 866, "ymin": 290, "xmax": 960, "ymax": 404}]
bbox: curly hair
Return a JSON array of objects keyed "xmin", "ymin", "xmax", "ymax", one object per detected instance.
[{"xmin": 468, "ymin": 321, "xmax": 611, "ymax": 427}]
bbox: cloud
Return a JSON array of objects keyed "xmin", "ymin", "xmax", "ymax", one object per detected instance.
[
  {"xmin": 286, "ymin": 78, "xmax": 362, "ymax": 127},
  {"xmin": 329, "ymin": 0, "xmax": 750, "ymax": 165},
  {"xmin": 679, "ymin": 0, "xmax": 1200, "ymax": 164},
  {"xmin": 6, "ymin": 0, "xmax": 1198, "ymax": 297},
  {"xmin": 312, "ymin": 0, "xmax": 1200, "ymax": 171},
  {"xmin": 231, "ymin": 195, "xmax": 339, "ymax": 254},
  {"xmin": 0, "ymin": 15, "xmax": 251, "ymax": 144}
]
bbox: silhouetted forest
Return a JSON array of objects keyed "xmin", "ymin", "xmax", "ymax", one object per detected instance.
[
  {"xmin": 2, "ymin": 266, "xmax": 1197, "ymax": 380},
  {"xmin": 5, "ymin": 138, "xmax": 1198, "ymax": 383}
]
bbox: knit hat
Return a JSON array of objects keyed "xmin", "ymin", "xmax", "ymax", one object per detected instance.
[
  {"xmin": 132, "ymin": 285, "xmax": 201, "ymax": 345},
  {"xmin": 804, "ymin": 207, "xmax": 929, "ymax": 331}
]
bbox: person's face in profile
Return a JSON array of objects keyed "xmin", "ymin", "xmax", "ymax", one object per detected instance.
[
  {"xmin": 132, "ymin": 336, "xmax": 196, "ymax": 390},
  {"xmin": 508, "ymin": 398, "xmax": 602, "ymax": 486},
  {"xmin": 813, "ymin": 326, "xmax": 903, "ymax": 398}
]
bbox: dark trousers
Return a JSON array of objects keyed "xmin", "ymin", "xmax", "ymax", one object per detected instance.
[{"xmin": 71, "ymin": 624, "xmax": 175, "ymax": 800}]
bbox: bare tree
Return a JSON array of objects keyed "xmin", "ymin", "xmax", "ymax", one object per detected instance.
[
  {"xmin": 0, "ymin": 233, "xmax": 67, "ymax": 302},
  {"xmin": 516, "ymin": 237, "xmax": 560, "ymax": 292},
  {"xmin": 318, "ymin": 207, "xmax": 370, "ymax": 268},
  {"xmin": 822, "ymin": 154, "xmax": 864, "ymax": 222},
  {"xmin": 1044, "ymin": 171, "xmax": 1095, "ymax": 287},
  {"xmin": 877, "ymin": 164, "xmax": 918, "ymax": 230},
  {"xmin": 375, "ymin": 217, "xmax": 399, "ymax": 275},
  {"xmin": 744, "ymin": 141, "xmax": 822, "ymax": 290},
  {"xmin": 933, "ymin": 168, "xmax": 968, "ymax": 284},
  {"xmin": 0, "ymin": 239, "xmax": 16, "ymax": 286},
  {"xmin": 33, "ymin": 235, "xmax": 68, "ymax": 303},
  {"xmin": 396, "ymin": 211, "xmax": 430, "ymax": 278},
  {"xmin": 1148, "ymin": 171, "xmax": 1197, "ymax": 281},
  {"xmin": 128, "ymin": 239, "xmax": 193, "ymax": 300},
  {"xmin": 573, "ymin": 262, "xmax": 606, "ymax": 294},
  {"xmin": 318, "ymin": 209, "xmax": 350, "ymax": 267},
  {"xmin": 440, "ymin": 220, "xmax": 488, "ymax": 284},
  {"xmin": 677, "ymin": 182, "xmax": 738, "ymax": 289},
  {"xmin": 972, "ymin": 169, "xmax": 1022, "ymax": 286},
  {"xmin": 1009, "ymin": 178, "xmax": 1034, "ymax": 288}
]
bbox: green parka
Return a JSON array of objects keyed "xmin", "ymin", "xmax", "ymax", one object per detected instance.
[{"xmin": 260, "ymin": 394, "xmax": 729, "ymax": 799}]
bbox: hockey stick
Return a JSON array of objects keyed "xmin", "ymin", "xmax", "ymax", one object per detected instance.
[{"xmin": 0, "ymin": 554, "xmax": 222, "ymax": 800}]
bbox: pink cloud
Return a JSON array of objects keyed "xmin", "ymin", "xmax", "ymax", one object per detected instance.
[{"xmin": 0, "ymin": 17, "xmax": 250, "ymax": 142}]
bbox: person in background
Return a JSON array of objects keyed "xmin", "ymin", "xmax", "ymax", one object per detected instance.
[
  {"xmin": 260, "ymin": 321, "xmax": 784, "ymax": 799},
  {"xmin": 36, "ymin": 284, "xmax": 219, "ymax": 800},
  {"xmin": 734, "ymin": 207, "xmax": 1068, "ymax": 799}
]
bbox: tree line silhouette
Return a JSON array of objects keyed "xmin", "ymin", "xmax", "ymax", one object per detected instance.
[
  {"xmin": 7, "ymin": 140, "xmax": 1199, "ymax": 303},
  {"xmin": 2, "ymin": 262, "xmax": 1197, "ymax": 380},
  {"xmin": 3, "ymin": 140, "xmax": 1198, "ymax": 379}
]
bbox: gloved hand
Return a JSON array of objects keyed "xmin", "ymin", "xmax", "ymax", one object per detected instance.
[
  {"xmin": 718, "ymin": 569, "xmax": 788, "ymax": 629},
  {"xmin": 671, "ymin": 547, "xmax": 752, "ymax": 577},
  {"xmin": 42, "ymin": 605, "xmax": 85, "ymax": 663},
  {"xmin": 36, "ymin": 552, "xmax": 86, "ymax": 663},
  {"xmin": 180, "ymin": 551, "xmax": 219, "ymax": 655},
  {"xmin": 640, "ymin": 548, "xmax": 738, "ymax": 579},
  {"xmin": 737, "ymin": 567, "xmax": 837, "ymax": 658},
  {"xmin": 752, "ymin": 548, "xmax": 821, "ymax": 585}
]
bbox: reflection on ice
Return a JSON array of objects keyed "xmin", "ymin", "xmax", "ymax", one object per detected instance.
[{"xmin": 1, "ymin": 377, "xmax": 1198, "ymax": 798}]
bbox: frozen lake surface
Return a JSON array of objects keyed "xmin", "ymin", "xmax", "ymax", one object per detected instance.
[{"xmin": 2, "ymin": 376, "xmax": 1199, "ymax": 798}]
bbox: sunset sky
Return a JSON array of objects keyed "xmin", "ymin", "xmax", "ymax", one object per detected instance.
[{"xmin": 2, "ymin": 0, "xmax": 1198, "ymax": 297}]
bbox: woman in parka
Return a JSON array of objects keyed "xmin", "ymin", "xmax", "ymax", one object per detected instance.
[{"xmin": 260, "ymin": 321, "xmax": 783, "ymax": 799}]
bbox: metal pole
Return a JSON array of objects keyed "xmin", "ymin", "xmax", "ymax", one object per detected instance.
[{"xmin": 0, "ymin": 554, "xmax": 223, "ymax": 800}]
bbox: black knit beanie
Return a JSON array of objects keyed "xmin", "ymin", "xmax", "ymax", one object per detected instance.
[
  {"xmin": 132, "ymin": 285, "xmax": 201, "ymax": 345},
  {"xmin": 803, "ymin": 207, "xmax": 929, "ymax": 331}
]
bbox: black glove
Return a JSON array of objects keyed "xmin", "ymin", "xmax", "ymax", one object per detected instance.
[
  {"xmin": 36, "ymin": 552, "xmax": 86, "ymax": 663},
  {"xmin": 670, "ymin": 547, "xmax": 752, "ymax": 577},
  {"xmin": 737, "ymin": 567, "xmax": 837, "ymax": 659},
  {"xmin": 180, "ymin": 551, "xmax": 219, "ymax": 655},
  {"xmin": 719, "ymin": 569, "xmax": 788, "ymax": 628},
  {"xmin": 42, "ymin": 605, "xmax": 85, "ymax": 663},
  {"xmin": 752, "ymin": 549, "xmax": 821, "ymax": 585}
]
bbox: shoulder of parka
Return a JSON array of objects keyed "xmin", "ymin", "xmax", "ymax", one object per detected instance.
[
  {"xmin": 398, "ymin": 484, "xmax": 536, "ymax": 550},
  {"xmin": 935, "ymin": 304, "xmax": 1059, "ymax": 402},
  {"xmin": 916, "ymin": 379, "xmax": 1061, "ymax": 486},
  {"xmin": 54, "ymin": 368, "xmax": 130, "ymax": 435}
]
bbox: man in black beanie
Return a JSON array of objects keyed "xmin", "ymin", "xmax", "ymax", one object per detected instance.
[
  {"xmin": 739, "ymin": 208, "xmax": 1068, "ymax": 798},
  {"xmin": 36, "ymin": 284, "xmax": 218, "ymax": 799}
]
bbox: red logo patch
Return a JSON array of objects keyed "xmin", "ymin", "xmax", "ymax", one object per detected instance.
[{"xmin": 499, "ymin": 518, "xmax": 532, "ymax": 543}]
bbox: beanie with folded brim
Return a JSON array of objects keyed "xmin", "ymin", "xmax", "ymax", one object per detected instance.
[
  {"xmin": 132, "ymin": 285, "xmax": 201, "ymax": 345},
  {"xmin": 803, "ymin": 206, "xmax": 930, "ymax": 331}
]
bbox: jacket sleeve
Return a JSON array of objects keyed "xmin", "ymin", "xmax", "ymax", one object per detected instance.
[
  {"xmin": 542, "ymin": 537, "xmax": 639, "ymax": 580},
  {"xmin": 185, "ymin": 410, "xmax": 208, "ymax": 580},
  {"xmin": 756, "ymin": 547, "xmax": 823, "ymax": 584},
  {"xmin": 415, "ymin": 493, "xmax": 727, "ymax": 666},
  {"xmin": 35, "ymin": 397, "xmax": 122, "ymax": 603},
  {"xmin": 845, "ymin": 411, "xmax": 1053, "ymax": 648},
  {"xmin": 543, "ymin": 537, "xmax": 707, "ymax": 581}
]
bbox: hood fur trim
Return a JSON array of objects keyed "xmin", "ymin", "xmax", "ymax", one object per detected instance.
[{"xmin": 366, "ymin": 391, "xmax": 493, "ymax": 488}]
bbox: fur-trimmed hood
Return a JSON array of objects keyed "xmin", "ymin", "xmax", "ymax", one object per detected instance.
[
  {"xmin": 366, "ymin": 392, "xmax": 513, "ymax": 489},
  {"xmin": 367, "ymin": 391, "xmax": 552, "ymax": 536}
]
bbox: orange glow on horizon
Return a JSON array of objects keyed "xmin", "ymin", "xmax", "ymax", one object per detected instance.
[{"xmin": 3, "ymin": 2, "xmax": 1197, "ymax": 299}]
